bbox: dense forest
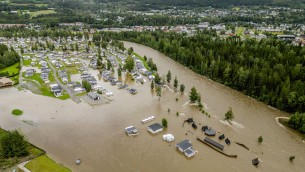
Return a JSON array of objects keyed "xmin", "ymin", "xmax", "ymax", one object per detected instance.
[
  {"xmin": 96, "ymin": 0, "xmax": 305, "ymax": 8},
  {"xmin": 288, "ymin": 112, "xmax": 305, "ymax": 133},
  {"xmin": 99, "ymin": 30, "xmax": 305, "ymax": 113},
  {"xmin": 0, "ymin": 44, "xmax": 20, "ymax": 70}
]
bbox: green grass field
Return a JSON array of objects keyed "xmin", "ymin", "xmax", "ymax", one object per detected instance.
[
  {"xmin": 0, "ymin": 62, "xmax": 20, "ymax": 76},
  {"xmin": 23, "ymin": 59, "xmax": 32, "ymax": 66},
  {"xmin": 30, "ymin": 10, "xmax": 56, "ymax": 18},
  {"xmin": 25, "ymin": 155, "xmax": 71, "ymax": 172}
]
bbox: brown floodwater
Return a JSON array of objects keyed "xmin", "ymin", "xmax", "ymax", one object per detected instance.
[{"xmin": 0, "ymin": 41, "xmax": 304, "ymax": 172}]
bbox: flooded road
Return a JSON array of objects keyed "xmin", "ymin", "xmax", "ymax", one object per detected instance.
[{"xmin": 0, "ymin": 42, "xmax": 304, "ymax": 172}]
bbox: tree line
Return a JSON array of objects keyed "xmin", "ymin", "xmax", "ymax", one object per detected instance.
[
  {"xmin": 0, "ymin": 44, "xmax": 20, "ymax": 71},
  {"xmin": 99, "ymin": 30, "xmax": 305, "ymax": 113}
]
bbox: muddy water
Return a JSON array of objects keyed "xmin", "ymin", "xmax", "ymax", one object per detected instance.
[{"xmin": 0, "ymin": 42, "xmax": 304, "ymax": 172}]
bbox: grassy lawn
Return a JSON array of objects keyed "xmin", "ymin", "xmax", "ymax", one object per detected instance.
[
  {"xmin": 236, "ymin": 27, "xmax": 245, "ymax": 36},
  {"xmin": 30, "ymin": 10, "xmax": 56, "ymax": 18},
  {"xmin": 23, "ymin": 59, "xmax": 32, "ymax": 66},
  {"xmin": 49, "ymin": 73, "xmax": 55, "ymax": 82},
  {"xmin": 0, "ymin": 62, "xmax": 20, "ymax": 76},
  {"xmin": 75, "ymin": 92, "xmax": 87, "ymax": 97},
  {"xmin": 26, "ymin": 73, "xmax": 44, "ymax": 85},
  {"xmin": 25, "ymin": 155, "xmax": 71, "ymax": 172},
  {"xmin": 66, "ymin": 66, "xmax": 79, "ymax": 75},
  {"xmin": 35, "ymin": 4, "xmax": 48, "ymax": 7}
]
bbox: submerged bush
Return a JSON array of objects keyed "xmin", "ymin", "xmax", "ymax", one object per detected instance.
[{"xmin": 11, "ymin": 109, "xmax": 23, "ymax": 116}]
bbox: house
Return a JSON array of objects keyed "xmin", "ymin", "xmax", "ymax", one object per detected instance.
[
  {"xmin": 25, "ymin": 69, "xmax": 36, "ymax": 77},
  {"xmin": 50, "ymin": 85, "xmax": 62, "ymax": 93},
  {"xmin": 0, "ymin": 77, "xmax": 14, "ymax": 87},
  {"xmin": 204, "ymin": 128, "xmax": 216, "ymax": 136},
  {"xmin": 54, "ymin": 90, "xmax": 62, "ymax": 97},
  {"xmin": 277, "ymin": 35, "xmax": 295, "ymax": 41},
  {"xmin": 147, "ymin": 123, "xmax": 163, "ymax": 134},
  {"xmin": 118, "ymin": 84, "xmax": 128, "ymax": 90},
  {"xmin": 125, "ymin": 126, "xmax": 138, "ymax": 136},
  {"xmin": 203, "ymin": 137, "xmax": 224, "ymax": 151},
  {"xmin": 129, "ymin": 88, "xmax": 137, "ymax": 95},
  {"xmin": 163, "ymin": 134, "xmax": 174, "ymax": 142},
  {"xmin": 176, "ymin": 139, "xmax": 196, "ymax": 158},
  {"xmin": 87, "ymin": 92, "xmax": 100, "ymax": 101}
]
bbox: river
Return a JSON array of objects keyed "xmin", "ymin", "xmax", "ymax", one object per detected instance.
[{"xmin": 0, "ymin": 42, "xmax": 304, "ymax": 172}]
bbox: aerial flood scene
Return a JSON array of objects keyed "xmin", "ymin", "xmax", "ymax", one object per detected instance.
[{"xmin": 0, "ymin": 0, "xmax": 305, "ymax": 172}]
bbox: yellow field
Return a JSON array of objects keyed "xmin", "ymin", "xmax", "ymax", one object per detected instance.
[{"xmin": 30, "ymin": 10, "xmax": 56, "ymax": 18}]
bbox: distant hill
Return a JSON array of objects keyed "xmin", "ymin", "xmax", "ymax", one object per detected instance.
[{"xmin": 96, "ymin": 0, "xmax": 305, "ymax": 8}]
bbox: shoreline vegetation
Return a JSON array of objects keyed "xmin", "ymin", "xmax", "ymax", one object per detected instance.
[{"xmin": 0, "ymin": 128, "xmax": 70, "ymax": 171}]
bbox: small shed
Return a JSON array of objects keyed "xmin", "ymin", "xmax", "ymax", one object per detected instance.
[
  {"xmin": 186, "ymin": 118, "xmax": 194, "ymax": 123},
  {"xmin": 252, "ymin": 158, "xmax": 259, "ymax": 166},
  {"xmin": 125, "ymin": 126, "xmax": 138, "ymax": 136},
  {"xmin": 225, "ymin": 138, "xmax": 231, "ymax": 145},
  {"xmin": 148, "ymin": 123, "xmax": 163, "ymax": 134},
  {"xmin": 192, "ymin": 123, "xmax": 197, "ymax": 129},
  {"xmin": 219, "ymin": 134, "xmax": 225, "ymax": 140}
]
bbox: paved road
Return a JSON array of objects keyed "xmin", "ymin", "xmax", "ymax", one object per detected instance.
[{"xmin": 47, "ymin": 60, "xmax": 81, "ymax": 103}]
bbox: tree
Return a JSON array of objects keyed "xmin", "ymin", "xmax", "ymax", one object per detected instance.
[
  {"xmin": 189, "ymin": 87, "xmax": 199, "ymax": 103},
  {"xmin": 154, "ymin": 73, "xmax": 161, "ymax": 84},
  {"xmin": 166, "ymin": 70, "xmax": 172, "ymax": 83},
  {"xmin": 118, "ymin": 68, "xmax": 122, "ymax": 77},
  {"xmin": 180, "ymin": 84, "xmax": 185, "ymax": 93},
  {"xmin": 151, "ymin": 80, "xmax": 154, "ymax": 90},
  {"xmin": 224, "ymin": 107, "xmax": 234, "ymax": 121},
  {"xmin": 289, "ymin": 156, "xmax": 295, "ymax": 162},
  {"xmin": 173, "ymin": 76, "xmax": 178, "ymax": 89},
  {"xmin": 82, "ymin": 80, "xmax": 91, "ymax": 92},
  {"xmin": 124, "ymin": 56, "xmax": 135, "ymax": 72},
  {"xmin": 1, "ymin": 130, "xmax": 29, "ymax": 158},
  {"xmin": 162, "ymin": 118, "xmax": 168, "ymax": 128},
  {"xmin": 75, "ymin": 43, "xmax": 79, "ymax": 53},
  {"xmin": 258, "ymin": 136, "xmax": 263, "ymax": 143},
  {"xmin": 107, "ymin": 59, "xmax": 112, "ymax": 70},
  {"xmin": 156, "ymin": 86, "xmax": 162, "ymax": 100},
  {"xmin": 127, "ymin": 47, "xmax": 133, "ymax": 55}
]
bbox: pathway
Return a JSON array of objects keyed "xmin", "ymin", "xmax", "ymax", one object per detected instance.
[{"xmin": 17, "ymin": 161, "xmax": 31, "ymax": 172}]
